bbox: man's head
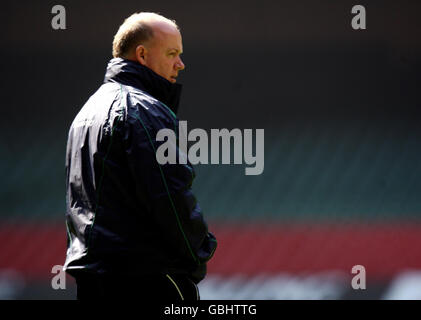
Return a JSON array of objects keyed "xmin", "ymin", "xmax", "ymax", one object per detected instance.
[{"xmin": 112, "ymin": 12, "xmax": 185, "ymax": 83}]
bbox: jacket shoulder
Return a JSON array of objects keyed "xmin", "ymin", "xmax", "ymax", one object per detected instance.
[
  {"xmin": 122, "ymin": 85, "xmax": 177, "ymax": 129},
  {"xmin": 70, "ymin": 82, "xmax": 125, "ymax": 132}
]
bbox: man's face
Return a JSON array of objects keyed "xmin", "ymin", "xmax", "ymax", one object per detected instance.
[{"xmin": 142, "ymin": 23, "xmax": 185, "ymax": 83}]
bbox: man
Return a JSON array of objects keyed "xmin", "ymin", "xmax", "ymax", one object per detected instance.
[{"xmin": 64, "ymin": 12, "xmax": 217, "ymax": 300}]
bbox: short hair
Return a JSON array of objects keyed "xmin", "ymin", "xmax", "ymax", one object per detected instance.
[{"xmin": 112, "ymin": 12, "xmax": 179, "ymax": 58}]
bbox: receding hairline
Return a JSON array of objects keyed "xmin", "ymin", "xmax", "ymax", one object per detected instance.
[{"xmin": 138, "ymin": 12, "xmax": 179, "ymax": 31}]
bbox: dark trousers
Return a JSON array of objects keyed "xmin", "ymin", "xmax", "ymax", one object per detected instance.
[{"xmin": 75, "ymin": 273, "xmax": 200, "ymax": 301}]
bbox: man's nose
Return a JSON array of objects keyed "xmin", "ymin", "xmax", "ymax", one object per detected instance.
[{"xmin": 176, "ymin": 57, "xmax": 185, "ymax": 71}]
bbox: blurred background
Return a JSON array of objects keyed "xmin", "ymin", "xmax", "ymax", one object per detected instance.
[{"xmin": 1, "ymin": 0, "xmax": 421, "ymax": 299}]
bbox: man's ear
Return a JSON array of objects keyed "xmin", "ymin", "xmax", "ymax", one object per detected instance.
[{"xmin": 135, "ymin": 45, "xmax": 147, "ymax": 66}]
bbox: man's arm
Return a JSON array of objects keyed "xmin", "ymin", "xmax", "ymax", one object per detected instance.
[{"xmin": 124, "ymin": 105, "xmax": 217, "ymax": 282}]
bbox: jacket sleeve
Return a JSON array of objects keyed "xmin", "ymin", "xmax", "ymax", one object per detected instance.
[{"xmin": 124, "ymin": 105, "xmax": 217, "ymax": 283}]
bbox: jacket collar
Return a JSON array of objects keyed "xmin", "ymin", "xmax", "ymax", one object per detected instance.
[{"xmin": 104, "ymin": 57, "xmax": 182, "ymax": 114}]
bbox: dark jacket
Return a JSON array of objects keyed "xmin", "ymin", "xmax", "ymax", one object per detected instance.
[{"xmin": 64, "ymin": 58, "xmax": 217, "ymax": 283}]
